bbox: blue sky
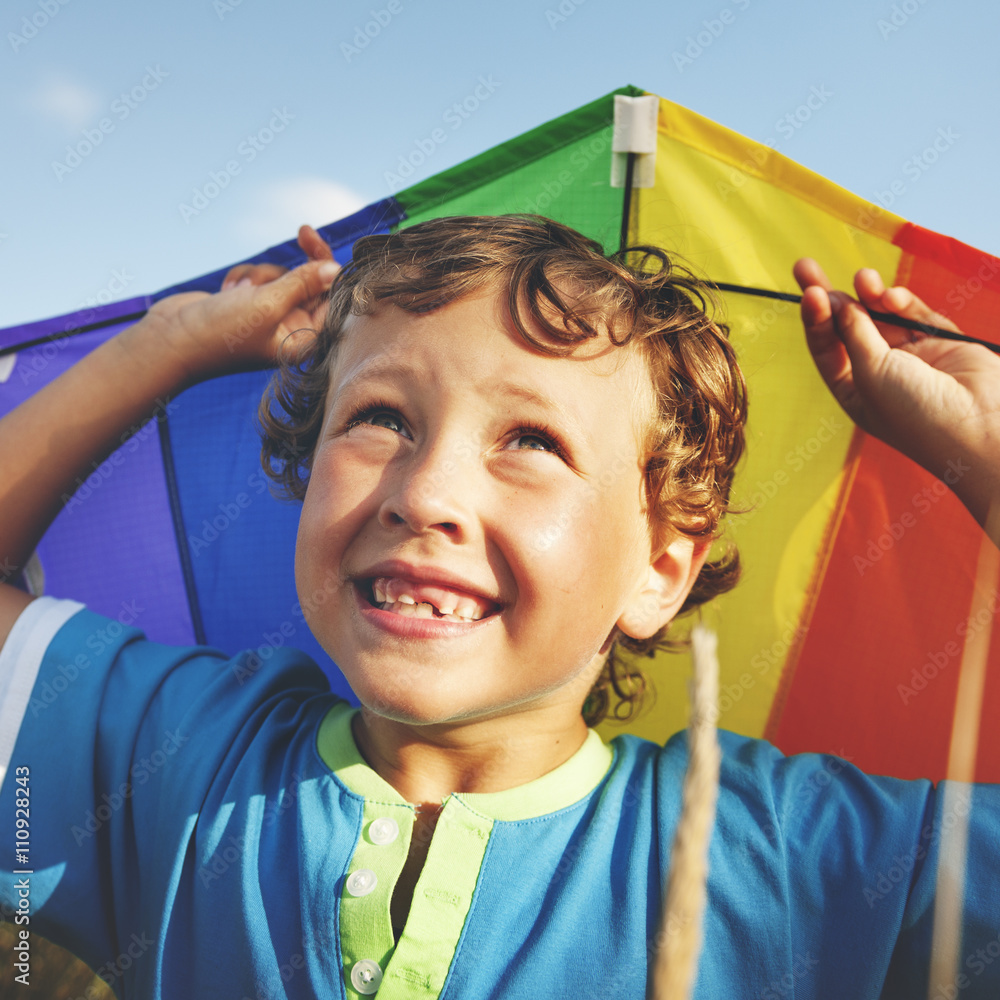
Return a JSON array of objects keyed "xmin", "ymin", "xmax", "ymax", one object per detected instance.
[{"xmin": 2, "ymin": 0, "xmax": 997, "ymax": 327}]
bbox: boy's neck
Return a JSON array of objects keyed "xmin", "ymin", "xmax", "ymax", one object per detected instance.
[{"xmin": 351, "ymin": 704, "xmax": 591, "ymax": 806}]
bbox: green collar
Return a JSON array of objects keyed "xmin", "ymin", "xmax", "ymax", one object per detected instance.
[{"xmin": 317, "ymin": 703, "xmax": 613, "ymax": 822}]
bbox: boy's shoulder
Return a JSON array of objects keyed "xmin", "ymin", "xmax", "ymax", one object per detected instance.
[
  {"xmin": 1, "ymin": 596, "xmax": 336, "ymax": 785},
  {"xmin": 605, "ymin": 726, "xmax": 932, "ymax": 827}
]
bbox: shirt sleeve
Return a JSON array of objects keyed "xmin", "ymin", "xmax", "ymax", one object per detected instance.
[
  {"xmin": 0, "ymin": 596, "xmax": 331, "ymax": 982},
  {"xmin": 0, "ymin": 597, "xmax": 83, "ymax": 788},
  {"xmin": 704, "ymin": 733, "xmax": 1000, "ymax": 998}
]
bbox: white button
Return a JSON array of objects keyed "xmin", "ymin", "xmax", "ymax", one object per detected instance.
[
  {"xmin": 346, "ymin": 868, "xmax": 377, "ymax": 897},
  {"xmin": 368, "ymin": 817, "xmax": 399, "ymax": 845},
  {"xmin": 351, "ymin": 959, "xmax": 383, "ymax": 994}
]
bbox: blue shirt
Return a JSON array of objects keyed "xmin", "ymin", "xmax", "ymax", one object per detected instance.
[{"xmin": 1, "ymin": 597, "xmax": 999, "ymax": 998}]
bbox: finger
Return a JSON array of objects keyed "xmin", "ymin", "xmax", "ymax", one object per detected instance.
[
  {"xmin": 834, "ymin": 298, "xmax": 892, "ymax": 380},
  {"xmin": 298, "ymin": 225, "xmax": 336, "ymax": 264},
  {"xmin": 800, "ymin": 284, "xmax": 857, "ymax": 354},
  {"xmin": 851, "ymin": 268, "xmax": 911, "ymax": 350},
  {"xmin": 221, "ymin": 262, "xmax": 288, "ymax": 290},
  {"xmin": 801, "ymin": 285, "xmax": 853, "ymax": 396},
  {"xmin": 251, "ymin": 259, "xmax": 340, "ymax": 323},
  {"xmin": 795, "ymin": 258, "xmax": 847, "ymax": 368},
  {"xmin": 793, "ymin": 257, "xmax": 834, "ymax": 292},
  {"xmin": 881, "ymin": 284, "xmax": 962, "ymax": 334},
  {"xmin": 221, "ymin": 263, "xmax": 255, "ymax": 290},
  {"xmin": 853, "ymin": 267, "xmax": 962, "ymax": 347},
  {"xmin": 852, "ymin": 267, "xmax": 887, "ymax": 311}
]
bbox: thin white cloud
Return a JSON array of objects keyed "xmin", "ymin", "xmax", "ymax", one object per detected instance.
[
  {"xmin": 24, "ymin": 75, "xmax": 102, "ymax": 134},
  {"xmin": 236, "ymin": 177, "xmax": 367, "ymax": 246}
]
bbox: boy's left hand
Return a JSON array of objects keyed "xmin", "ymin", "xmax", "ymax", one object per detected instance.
[{"xmin": 794, "ymin": 258, "xmax": 1000, "ymax": 544}]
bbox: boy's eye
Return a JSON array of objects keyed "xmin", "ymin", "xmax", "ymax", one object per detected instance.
[
  {"xmin": 509, "ymin": 433, "xmax": 551, "ymax": 452},
  {"xmin": 368, "ymin": 411, "xmax": 405, "ymax": 433},
  {"xmin": 504, "ymin": 426, "xmax": 564, "ymax": 457},
  {"xmin": 346, "ymin": 406, "xmax": 410, "ymax": 437}
]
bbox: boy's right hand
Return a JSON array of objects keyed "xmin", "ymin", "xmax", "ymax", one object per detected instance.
[
  {"xmin": 143, "ymin": 225, "xmax": 340, "ymax": 386},
  {"xmin": 794, "ymin": 258, "xmax": 1000, "ymax": 544}
]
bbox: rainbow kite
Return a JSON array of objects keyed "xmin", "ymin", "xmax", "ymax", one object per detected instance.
[{"xmin": 2, "ymin": 85, "xmax": 997, "ymax": 782}]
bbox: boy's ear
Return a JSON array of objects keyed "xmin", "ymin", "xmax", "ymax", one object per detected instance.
[{"xmin": 615, "ymin": 535, "xmax": 711, "ymax": 642}]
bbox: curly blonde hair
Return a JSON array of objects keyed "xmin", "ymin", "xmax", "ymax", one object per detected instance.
[{"xmin": 259, "ymin": 215, "xmax": 746, "ymax": 725}]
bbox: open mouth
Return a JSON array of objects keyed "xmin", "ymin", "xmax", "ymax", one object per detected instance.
[{"xmin": 362, "ymin": 576, "xmax": 500, "ymax": 623}]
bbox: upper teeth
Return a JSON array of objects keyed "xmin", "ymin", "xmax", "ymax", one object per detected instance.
[{"xmin": 371, "ymin": 577, "xmax": 492, "ymax": 622}]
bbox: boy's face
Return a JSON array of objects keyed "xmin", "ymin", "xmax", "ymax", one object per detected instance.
[{"xmin": 295, "ymin": 289, "xmax": 690, "ymax": 727}]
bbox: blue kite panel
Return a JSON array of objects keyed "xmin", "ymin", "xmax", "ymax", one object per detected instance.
[{"xmin": 164, "ymin": 369, "xmax": 349, "ymax": 698}]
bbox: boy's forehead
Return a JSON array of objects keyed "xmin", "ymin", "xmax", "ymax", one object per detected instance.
[{"xmin": 334, "ymin": 292, "xmax": 647, "ymax": 378}]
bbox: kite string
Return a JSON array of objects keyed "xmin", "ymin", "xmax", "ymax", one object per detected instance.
[
  {"xmin": 927, "ymin": 502, "xmax": 1000, "ymax": 998},
  {"xmin": 651, "ymin": 623, "xmax": 721, "ymax": 1000},
  {"xmin": 709, "ymin": 282, "xmax": 1000, "ymax": 355}
]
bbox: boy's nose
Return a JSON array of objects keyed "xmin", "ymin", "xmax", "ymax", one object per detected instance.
[{"xmin": 377, "ymin": 448, "xmax": 472, "ymax": 540}]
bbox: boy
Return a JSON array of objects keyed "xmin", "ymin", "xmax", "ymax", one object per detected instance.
[{"xmin": 0, "ymin": 215, "xmax": 998, "ymax": 998}]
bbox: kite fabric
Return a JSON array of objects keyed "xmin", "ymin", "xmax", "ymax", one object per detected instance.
[{"xmin": 1, "ymin": 86, "xmax": 997, "ymax": 783}]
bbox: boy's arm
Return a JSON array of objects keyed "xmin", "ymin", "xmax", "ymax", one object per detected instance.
[
  {"xmin": 0, "ymin": 248, "xmax": 339, "ymax": 644},
  {"xmin": 794, "ymin": 258, "xmax": 1000, "ymax": 545}
]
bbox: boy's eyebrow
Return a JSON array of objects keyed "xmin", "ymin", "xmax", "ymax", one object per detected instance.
[
  {"xmin": 488, "ymin": 382, "xmax": 599, "ymax": 444},
  {"xmin": 336, "ymin": 359, "xmax": 586, "ymax": 432},
  {"xmin": 491, "ymin": 381, "xmax": 561, "ymax": 410}
]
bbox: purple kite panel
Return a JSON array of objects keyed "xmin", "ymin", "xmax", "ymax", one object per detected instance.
[{"xmin": 0, "ymin": 322, "xmax": 196, "ymax": 647}]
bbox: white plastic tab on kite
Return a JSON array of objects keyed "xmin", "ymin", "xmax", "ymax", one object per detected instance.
[
  {"xmin": 0, "ymin": 353, "xmax": 15, "ymax": 383},
  {"xmin": 612, "ymin": 95, "xmax": 658, "ymax": 153},
  {"xmin": 611, "ymin": 94, "xmax": 658, "ymax": 188}
]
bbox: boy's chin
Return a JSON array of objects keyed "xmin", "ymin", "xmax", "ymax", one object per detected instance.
[
  {"xmin": 352, "ymin": 680, "xmax": 488, "ymax": 728},
  {"xmin": 350, "ymin": 676, "xmax": 546, "ymax": 730}
]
